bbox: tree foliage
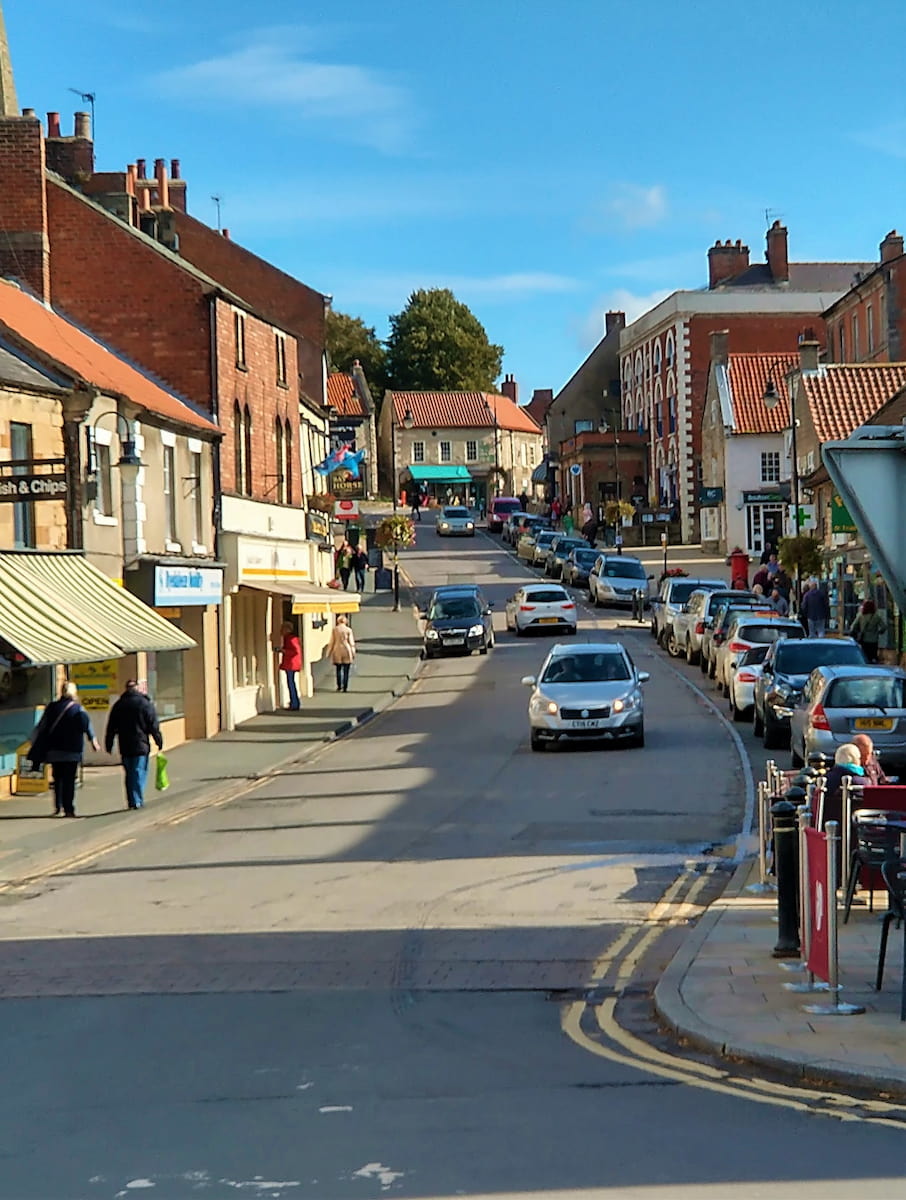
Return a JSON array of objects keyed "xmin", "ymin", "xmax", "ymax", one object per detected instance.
[
  {"xmin": 326, "ymin": 311, "xmax": 387, "ymax": 392},
  {"xmin": 384, "ymin": 288, "xmax": 503, "ymax": 392},
  {"xmin": 779, "ymin": 534, "xmax": 823, "ymax": 579}
]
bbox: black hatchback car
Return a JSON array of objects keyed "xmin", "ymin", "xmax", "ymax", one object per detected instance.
[
  {"xmin": 422, "ymin": 591, "xmax": 494, "ymax": 658},
  {"xmin": 754, "ymin": 636, "xmax": 866, "ymax": 748}
]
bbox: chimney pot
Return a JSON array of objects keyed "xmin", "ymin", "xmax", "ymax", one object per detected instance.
[
  {"xmin": 708, "ymin": 238, "xmax": 750, "ymax": 288},
  {"xmin": 47, "ymin": 111, "xmax": 61, "ymax": 138},
  {"xmin": 171, "ymin": 158, "xmax": 181, "ymax": 180},
  {"xmin": 137, "ymin": 158, "xmax": 147, "ymax": 179},
  {"xmin": 798, "ymin": 338, "xmax": 821, "ymax": 373},
  {"xmin": 154, "ymin": 157, "xmax": 170, "ymax": 208},
  {"xmin": 22, "ymin": 107, "xmax": 35, "ymax": 118},
  {"xmin": 73, "ymin": 111, "xmax": 91, "ymax": 139},
  {"xmin": 501, "ymin": 374, "xmax": 519, "ymax": 406},
  {"xmin": 222, "ymin": 228, "xmax": 230, "ymax": 240}
]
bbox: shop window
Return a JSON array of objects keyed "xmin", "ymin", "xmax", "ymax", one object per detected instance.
[
  {"xmin": 439, "ymin": 440, "xmax": 451, "ymax": 463},
  {"xmin": 146, "ymin": 648, "xmax": 185, "ymax": 720},
  {"xmin": 761, "ymin": 451, "xmax": 781, "ymax": 484},
  {"xmin": 465, "ymin": 440, "xmax": 477, "ymax": 462},
  {"xmin": 10, "ymin": 422, "xmax": 34, "ymax": 548},
  {"xmin": 412, "ymin": 441, "xmax": 425, "ymax": 463}
]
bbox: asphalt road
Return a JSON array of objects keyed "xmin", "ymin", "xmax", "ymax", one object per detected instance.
[{"xmin": 0, "ymin": 525, "xmax": 904, "ymax": 1199}]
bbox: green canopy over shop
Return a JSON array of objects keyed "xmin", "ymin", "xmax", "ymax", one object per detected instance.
[{"xmin": 402, "ymin": 465, "xmax": 473, "ymax": 485}]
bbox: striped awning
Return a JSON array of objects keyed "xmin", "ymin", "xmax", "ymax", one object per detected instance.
[
  {"xmin": 0, "ymin": 551, "xmax": 196, "ymax": 667},
  {"xmin": 292, "ymin": 588, "xmax": 361, "ymax": 616}
]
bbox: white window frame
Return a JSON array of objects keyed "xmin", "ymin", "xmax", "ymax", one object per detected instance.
[
  {"xmin": 760, "ymin": 450, "xmax": 781, "ymax": 484},
  {"xmin": 439, "ymin": 440, "xmax": 452, "ymax": 463},
  {"xmin": 412, "ymin": 441, "xmax": 425, "ymax": 463},
  {"xmin": 163, "ymin": 442, "xmax": 180, "ymax": 549},
  {"xmin": 465, "ymin": 439, "xmax": 477, "ymax": 462},
  {"xmin": 92, "ymin": 426, "xmax": 117, "ymax": 523}
]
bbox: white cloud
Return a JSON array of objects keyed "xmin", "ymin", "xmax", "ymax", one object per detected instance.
[
  {"xmin": 852, "ymin": 120, "xmax": 906, "ymax": 160},
  {"xmin": 575, "ymin": 288, "xmax": 673, "ymax": 349},
  {"xmin": 329, "ymin": 270, "xmax": 580, "ymax": 310},
  {"xmin": 583, "ymin": 183, "xmax": 668, "ymax": 232},
  {"xmin": 152, "ymin": 27, "xmax": 415, "ymax": 153}
]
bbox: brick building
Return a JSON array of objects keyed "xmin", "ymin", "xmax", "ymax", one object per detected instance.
[
  {"xmin": 619, "ymin": 223, "xmax": 874, "ymax": 542},
  {"xmin": 824, "ymin": 230, "xmax": 906, "ymax": 364},
  {"xmin": 0, "ymin": 37, "xmax": 343, "ymax": 729}
]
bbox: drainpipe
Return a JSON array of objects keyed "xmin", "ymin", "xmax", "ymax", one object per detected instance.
[{"xmin": 60, "ymin": 384, "xmax": 96, "ymax": 550}]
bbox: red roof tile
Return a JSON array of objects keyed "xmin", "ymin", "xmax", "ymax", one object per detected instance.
[
  {"xmin": 0, "ymin": 281, "xmax": 218, "ymax": 433},
  {"xmin": 327, "ymin": 372, "xmax": 366, "ymax": 417},
  {"xmin": 728, "ymin": 353, "xmax": 799, "ymax": 434},
  {"xmin": 802, "ymin": 364, "xmax": 906, "ymax": 442},
  {"xmin": 389, "ymin": 390, "xmax": 541, "ymax": 435}
]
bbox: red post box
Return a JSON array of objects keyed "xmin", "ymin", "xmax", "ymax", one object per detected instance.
[{"xmin": 727, "ymin": 548, "xmax": 750, "ymax": 590}]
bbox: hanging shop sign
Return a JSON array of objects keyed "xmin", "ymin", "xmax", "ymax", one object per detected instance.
[
  {"xmin": 306, "ymin": 510, "xmax": 331, "ymax": 542},
  {"xmin": 70, "ymin": 658, "xmax": 119, "ymax": 711},
  {"xmin": 831, "ymin": 493, "xmax": 857, "ymax": 535},
  {"xmin": 0, "ymin": 474, "xmax": 67, "ymax": 502},
  {"xmin": 334, "ymin": 499, "xmax": 360, "ymax": 520},
  {"xmin": 330, "ymin": 469, "xmax": 365, "ymax": 500}
]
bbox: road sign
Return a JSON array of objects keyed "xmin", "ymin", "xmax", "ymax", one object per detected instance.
[{"xmin": 569, "ymin": 464, "xmax": 582, "ymax": 477}]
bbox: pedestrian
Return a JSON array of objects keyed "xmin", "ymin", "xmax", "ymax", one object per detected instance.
[
  {"xmin": 820, "ymin": 743, "xmax": 866, "ymax": 833},
  {"xmin": 582, "ymin": 501, "xmax": 593, "ymax": 528},
  {"xmin": 562, "ymin": 502, "xmax": 575, "ymax": 535},
  {"xmin": 773, "ymin": 567, "xmax": 791, "ymax": 601},
  {"xmin": 760, "ymin": 541, "xmax": 776, "ymax": 565},
  {"xmin": 28, "ymin": 681, "xmax": 100, "ymax": 818},
  {"xmin": 765, "ymin": 552, "xmax": 780, "ymax": 578},
  {"xmin": 519, "ymin": 490, "xmax": 529, "ymax": 511},
  {"xmin": 104, "ymin": 680, "xmax": 164, "ymax": 809},
  {"xmin": 752, "ymin": 583, "xmax": 764, "ymax": 597},
  {"xmin": 768, "ymin": 587, "xmax": 788, "ymax": 616},
  {"xmin": 582, "ymin": 518, "xmax": 599, "ymax": 547},
  {"xmin": 851, "ymin": 734, "xmax": 888, "ymax": 786},
  {"xmin": 410, "ymin": 489, "xmax": 422, "ymax": 522},
  {"xmin": 849, "ymin": 598, "xmax": 887, "ymax": 663},
  {"xmin": 273, "ymin": 621, "xmax": 302, "ymax": 710},
  {"xmin": 752, "ymin": 563, "xmax": 771, "ymax": 591},
  {"xmin": 352, "ymin": 544, "xmax": 368, "ymax": 593},
  {"xmin": 326, "ymin": 614, "xmax": 356, "ymax": 692},
  {"xmin": 799, "ymin": 578, "xmax": 830, "ymax": 637},
  {"xmin": 335, "ymin": 540, "xmax": 354, "ymax": 589}
]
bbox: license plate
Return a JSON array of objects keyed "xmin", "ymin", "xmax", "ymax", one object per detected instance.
[
  {"xmin": 441, "ymin": 635, "xmax": 464, "ymax": 643},
  {"xmin": 538, "ymin": 617, "xmax": 559, "ymax": 624},
  {"xmin": 569, "ymin": 719, "xmax": 602, "ymax": 729},
  {"xmin": 854, "ymin": 717, "xmax": 894, "ymax": 730}
]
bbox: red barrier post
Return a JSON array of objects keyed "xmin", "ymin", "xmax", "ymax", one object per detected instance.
[{"xmin": 804, "ymin": 821, "xmax": 865, "ymax": 1016}]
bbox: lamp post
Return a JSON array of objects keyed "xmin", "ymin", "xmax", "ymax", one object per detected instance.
[
  {"xmin": 389, "ymin": 404, "xmax": 413, "ymax": 610},
  {"xmin": 88, "ymin": 410, "xmax": 145, "ymax": 569},
  {"xmin": 484, "ymin": 397, "xmax": 499, "ymax": 499}
]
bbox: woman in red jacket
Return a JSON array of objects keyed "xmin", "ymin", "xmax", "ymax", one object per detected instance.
[{"xmin": 275, "ymin": 621, "xmax": 302, "ymax": 710}]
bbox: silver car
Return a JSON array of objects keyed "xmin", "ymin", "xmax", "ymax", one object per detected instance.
[
  {"xmin": 588, "ymin": 554, "xmax": 652, "ymax": 608},
  {"xmin": 523, "ymin": 641, "xmax": 649, "ymax": 751},
  {"xmin": 651, "ymin": 577, "xmax": 727, "ymax": 647},
  {"xmin": 672, "ymin": 588, "xmax": 758, "ymax": 665},
  {"xmin": 530, "ymin": 529, "xmax": 559, "ymax": 568},
  {"xmin": 790, "ymin": 666, "xmax": 906, "ymax": 770},
  {"xmin": 435, "ymin": 506, "xmax": 475, "ymax": 537}
]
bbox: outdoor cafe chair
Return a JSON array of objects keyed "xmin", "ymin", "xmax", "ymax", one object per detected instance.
[
  {"xmin": 876, "ymin": 857, "xmax": 906, "ymax": 1022},
  {"xmin": 843, "ymin": 810, "xmax": 906, "ymax": 923}
]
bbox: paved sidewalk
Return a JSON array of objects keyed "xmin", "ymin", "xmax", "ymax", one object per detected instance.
[
  {"xmin": 655, "ymin": 859, "xmax": 906, "ymax": 1095},
  {"xmin": 0, "ymin": 587, "xmax": 422, "ymax": 888}
]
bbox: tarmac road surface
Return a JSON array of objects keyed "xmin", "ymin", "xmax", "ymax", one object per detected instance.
[{"xmin": 0, "ymin": 525, "xmax": 904, "ymax": 1199}]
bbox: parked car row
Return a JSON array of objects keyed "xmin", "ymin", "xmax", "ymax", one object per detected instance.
[{"xmin": 648, "ymin": 575, "xmax": 906, "ymax": 772}]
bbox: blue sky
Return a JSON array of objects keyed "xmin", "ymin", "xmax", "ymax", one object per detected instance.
[{"xmin": 8, "ymin": 0, "xmax": 906, "ymax": 400}]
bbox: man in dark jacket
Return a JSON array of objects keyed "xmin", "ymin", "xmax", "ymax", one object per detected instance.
[
  {"xmin": 105, "ymin": 681, "xmax": 163, "ymax": 809},
  {"xmin": 799, "ymin": 579, "xmax": 830, "ymax": 637}
]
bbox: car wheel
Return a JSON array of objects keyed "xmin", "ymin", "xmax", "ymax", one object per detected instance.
[
  {"xmin": 667, "ymin": 628, "xmax": 681, "ymax": 658},
  {"xmin": 708, "ymin": 657, "xmax": 717, "ymax": 680},
  {"xmin": 650, "ymin": 619, "xmax": 658, "ymax": 639},
  {"xmin": 530, "ymin": 730, "xmax": 545, "ymax": 752},
  {"xmin": 686, "ymin": 639, "xmax": 699, "ymax": 666},
  {"xmin": 627, "ymin": 724, "xmax": 645, "ymax": 749},
  {"xmin": 753, "ymin": 706, "xmax": 764, "ymax": 738},
  {"xmin": 791, "ymin": 744, "xmax": 804, "ymax": 769},
  {"xmin": 731, "ymin": 698, "xmax": 750, "ymax": 723},
  {"xmin": 479, "ymin": 642, "xmax": 489, "ymax": 655},
  {"xmin": 566, "ymin": 624, "xmax": 577, "ymax": 636},
  {"xmin": 763, "ymin": 717, "xmax": 788, "ymax": 751},
  {"xmin": 515, "ymin": 624, "xmax": 525, "ymax": 637},
  {"xmin": 699, "ymin": 652, "xmax": 708, "ymax": 675}
]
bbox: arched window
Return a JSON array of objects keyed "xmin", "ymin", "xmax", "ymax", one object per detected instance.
[
  {"xmin": 665, "ymin": 332, "xmax": 675, "ymax": 368},
  {"xmin": 634, "ymin": 352, "xmax": 643, "ymax": 386},
  {"xmin": 243, "ymin": 405, "xmax": 253, "ymax": 496},
  {"xmin": 653, "ymin": 340, "xmax": 662, "ymax": 376}
]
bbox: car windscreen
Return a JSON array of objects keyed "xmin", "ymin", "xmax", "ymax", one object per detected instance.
[
  {"xmin": 541, "ymin": 653, "xmax": 631, "ymax": 684},
  {"xmin": 429, "ymin": 599, "xmax": 481, "ymax": 620},
  {"xmin": 740, "ymin": 645, "xmax": 769, "ymax": 666},
  {"xmin": 669, "ymin": 582, "xmax": 703, "ymax": 604},
  {"xmin": 553, "ymin": 539, "xmax": 585, "ymax": 554},
  {"xmin": 776, "ymin": 642, "xmax": 864, "ymax": 675},
  {"xmin": 493, "ymin": 500, "xmax": 521, "ymax": 515},
  {"xmin": 524, "ymin": 589, "xmax": 569, "ymax": 604},
  {"xmin": 443, "ymin": 508, "xmax": 469, "ymax": 518},
  {"xmin": 719, "ymin": 606, "xmax": 771, "ymax": 629},
  {"xmin": 826, "ymin": 677, "xmax": 905, "ymax": 709},
  {"xmin": 536, "ymin": 532, "xmax": 557, "ymax": 546},
  {"xmin": 602, "ymin": 560, "xmax": 646, "ymax": 579},
  {"xmin": 573, "ymin": 550, "xmax": 598, "ymax": 565},
  {"xmin": 735, "ymin": 624, "xmax": 803, "ymax": 644}
]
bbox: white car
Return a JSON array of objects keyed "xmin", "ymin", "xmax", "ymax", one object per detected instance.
[
  {"xmin": 435, "ymin": 505, "xmax": 475, "ymax": 537},
  {"xmin": 522, "ymin": 641, "xmax": 649, "ymax": 751},
  {"xmin": 727, "ymin": 644, "xmax": 768, "ymax": 722},
  {"xmin": 715, "ymin": 615, "xmax": 804, "ymax": 693},
  {"xmin": 505, "ymin": 584, "xmax": 578, "ymax": 636}
]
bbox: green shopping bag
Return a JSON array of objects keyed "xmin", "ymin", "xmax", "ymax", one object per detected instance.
[{"xmin": 155, "ymin": 753, "xmax": 170, "ymax": 792}]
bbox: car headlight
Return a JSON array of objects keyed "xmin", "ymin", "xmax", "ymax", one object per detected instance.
[
  {"xmin": 773, "ymin": 683, "xmax": 791, "ymax": 699},
  {"xmin": 466, "ymin": 522, "xmax": 474, "ymax": 529},
  {"xmin": 468, "ymin": 623, "xmax": 484, "ymax": 636},
  {"xmin": 530, "ymin": 695, "xmax": 558, "ymax": 716},
  {"xmin": 438, "ymin": 523, "xmax": 449, "ymax": 530},
  {"xmin": 612, "ymin": 692, "xmax": 641, "ymax": 713},
  {"xmin": 426, "ymin": 629, "xmax": 440, "ymax": 640}
]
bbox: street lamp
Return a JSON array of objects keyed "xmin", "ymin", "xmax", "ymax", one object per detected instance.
[
  {"xmin": 763, "ymin": 376, "xmax": 801, "ymax": 537},
  {"xmin": 598, "ymin": 417, "xmax": 621, "ymax": 499},
  {"xmin": 484, "ymin": 397, "xmax": 499, "ymax": 498},
  {"xmin": 89, "ymin": 411, "xmax": 144, "ymax": 486},
  {"xmin": 389, "ymin": 404, "xmax": 413, "ymax": 611}
]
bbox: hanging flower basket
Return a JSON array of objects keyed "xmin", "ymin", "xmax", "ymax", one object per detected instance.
[
  {"xmin": 661, "ymin": 567, "xmax": 689, "ymax": 579},
  {"xmin": 375, "ymin": 514, "xmax": 417, "ymax": 550},
  {"xmin": 306, "ymin": 492, "xmax": 336, "ymax": 514}
]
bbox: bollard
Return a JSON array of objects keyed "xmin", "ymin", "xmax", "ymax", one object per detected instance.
[
  {"xmin": 747, "ymin": 781, "xmax": 775, "ymax": 893},
  {"xmin": 771, "ymin": 799, "xmax": 801, "ymax": 958}
]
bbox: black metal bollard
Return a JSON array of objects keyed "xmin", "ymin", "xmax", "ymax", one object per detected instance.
[{"xmin": 771, "ymin": 798, "xmax": 801, "ymax": 958}]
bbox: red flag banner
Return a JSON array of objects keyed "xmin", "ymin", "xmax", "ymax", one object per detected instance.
[{"xmin": 805, "ymin": 826, "xmax": 831, "ymax": 983}]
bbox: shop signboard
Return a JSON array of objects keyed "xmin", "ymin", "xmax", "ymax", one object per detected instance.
[
  {"xmin": 334, "ymin": 499, "xmax": 360, "ymax": 521},
  {"xmin": 70, "ymin": 659, "xmax": 119, "ymax": 711},
  {"xmin": 699, "ymin": 486, "xmax": 724, "ymax": 507},
  {"xmin": 0, "ymin": 474, "xmax": 67, "ymax": 502},
  {"xmin": 831, "ymin": 493, "xmax": 857, "ymax": 535},
  {"xmin": 330, "ymin": 469, "xmax": 365, "ymax": 500},
  {"xmin": 306, "ymin": 510, "xmax": 331, "ymax": 542},
  {"xmin": 153, "ymin": 565, "xmax": 223, "ymax": 607},
  {"xmin": 742, "ymin": 488, "xmax": 788, "ymax": 505},
  {"xmin": 14, "ymin": 742, "xmax": 50, "ymax": 794}
]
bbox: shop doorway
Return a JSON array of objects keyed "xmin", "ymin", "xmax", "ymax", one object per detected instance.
[{"xmin": 747, "ymin": 504, "xmax": 784, "ymax": 556}]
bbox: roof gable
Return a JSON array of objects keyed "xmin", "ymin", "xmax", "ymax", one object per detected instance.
[
  {"xmin": 388, "ymin": 390, "xmax": 541, "ymax": 435},
  {"xmin": 728, "ymin": 353, "xmax": 799, "ymax": 434},
  {"xmin": 327, "ymin": 372, "xmax": 366, "ymax": 417}
]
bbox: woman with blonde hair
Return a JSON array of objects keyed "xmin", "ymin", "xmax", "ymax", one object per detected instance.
[
  {"xmin": 821, "ymin": 743, "xmax": 866, "ymax": 831},
  {"xmin": 326, "ymin": 615, "xmax": 357, "ymax": 692}
]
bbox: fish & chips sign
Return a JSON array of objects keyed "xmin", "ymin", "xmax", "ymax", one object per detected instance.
[{"xmin": 0, "ymin": 473, "xmax": 67, "ymax": 501}]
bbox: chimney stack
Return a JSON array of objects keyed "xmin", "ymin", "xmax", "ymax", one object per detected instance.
[
  {"xmin": 709, "ymin": 329, "xmax": 730, "ymax": 367},
  {"xmin": 221, "ymin": 228, "xmax": 230, "ymax": 240},
  {"xmin": 73, "ymin": 111, "xmax": 91, "ymax": 139},
  {"xmin": 46, "ymin": 111, "xmax": 61, "ymax": 138},
  {"xmin": 500, "ymin": 372, "xmax": 518, "ymax": 406},
  {"xmin": 708, "ymin": 238, "xmax": 750, "ymax": 288},
  {"xmin": 170, "ymin": 158, "xmax": 181, "ymax": 180},
  {"xmin": 605, "ymin": 310, "xmax": 626, "ymax": 336},
  {"xmin": 798, "ymin": 338, "xmax": 821, "ymax": 374},
  {"xmin": 153, "ymin": 157, "xmax": 169, "ymax": 208},
  {"xmin": 766, "ymin": 220, "xmax": 789, "ymax": 283},
  {"xmin": 136, "ymin": 158, "xmax": 147, "ymax": 179},
  {"xmin": 880, "ymin": 230, "xmax": 904, "ymax": 264}
]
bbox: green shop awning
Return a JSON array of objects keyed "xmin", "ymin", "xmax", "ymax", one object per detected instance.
[{"xmin": 404, "ymin": 464, "xmax": 473, "ymax": 484}]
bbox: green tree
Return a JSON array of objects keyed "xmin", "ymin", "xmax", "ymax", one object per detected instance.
[
  {"xmin": 326, "ymin": 310, "xmax": 387, "ymax": 392},
  {"xmin": 384, "ymin": 288, "xmax": 503, "ymax": 392}
]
